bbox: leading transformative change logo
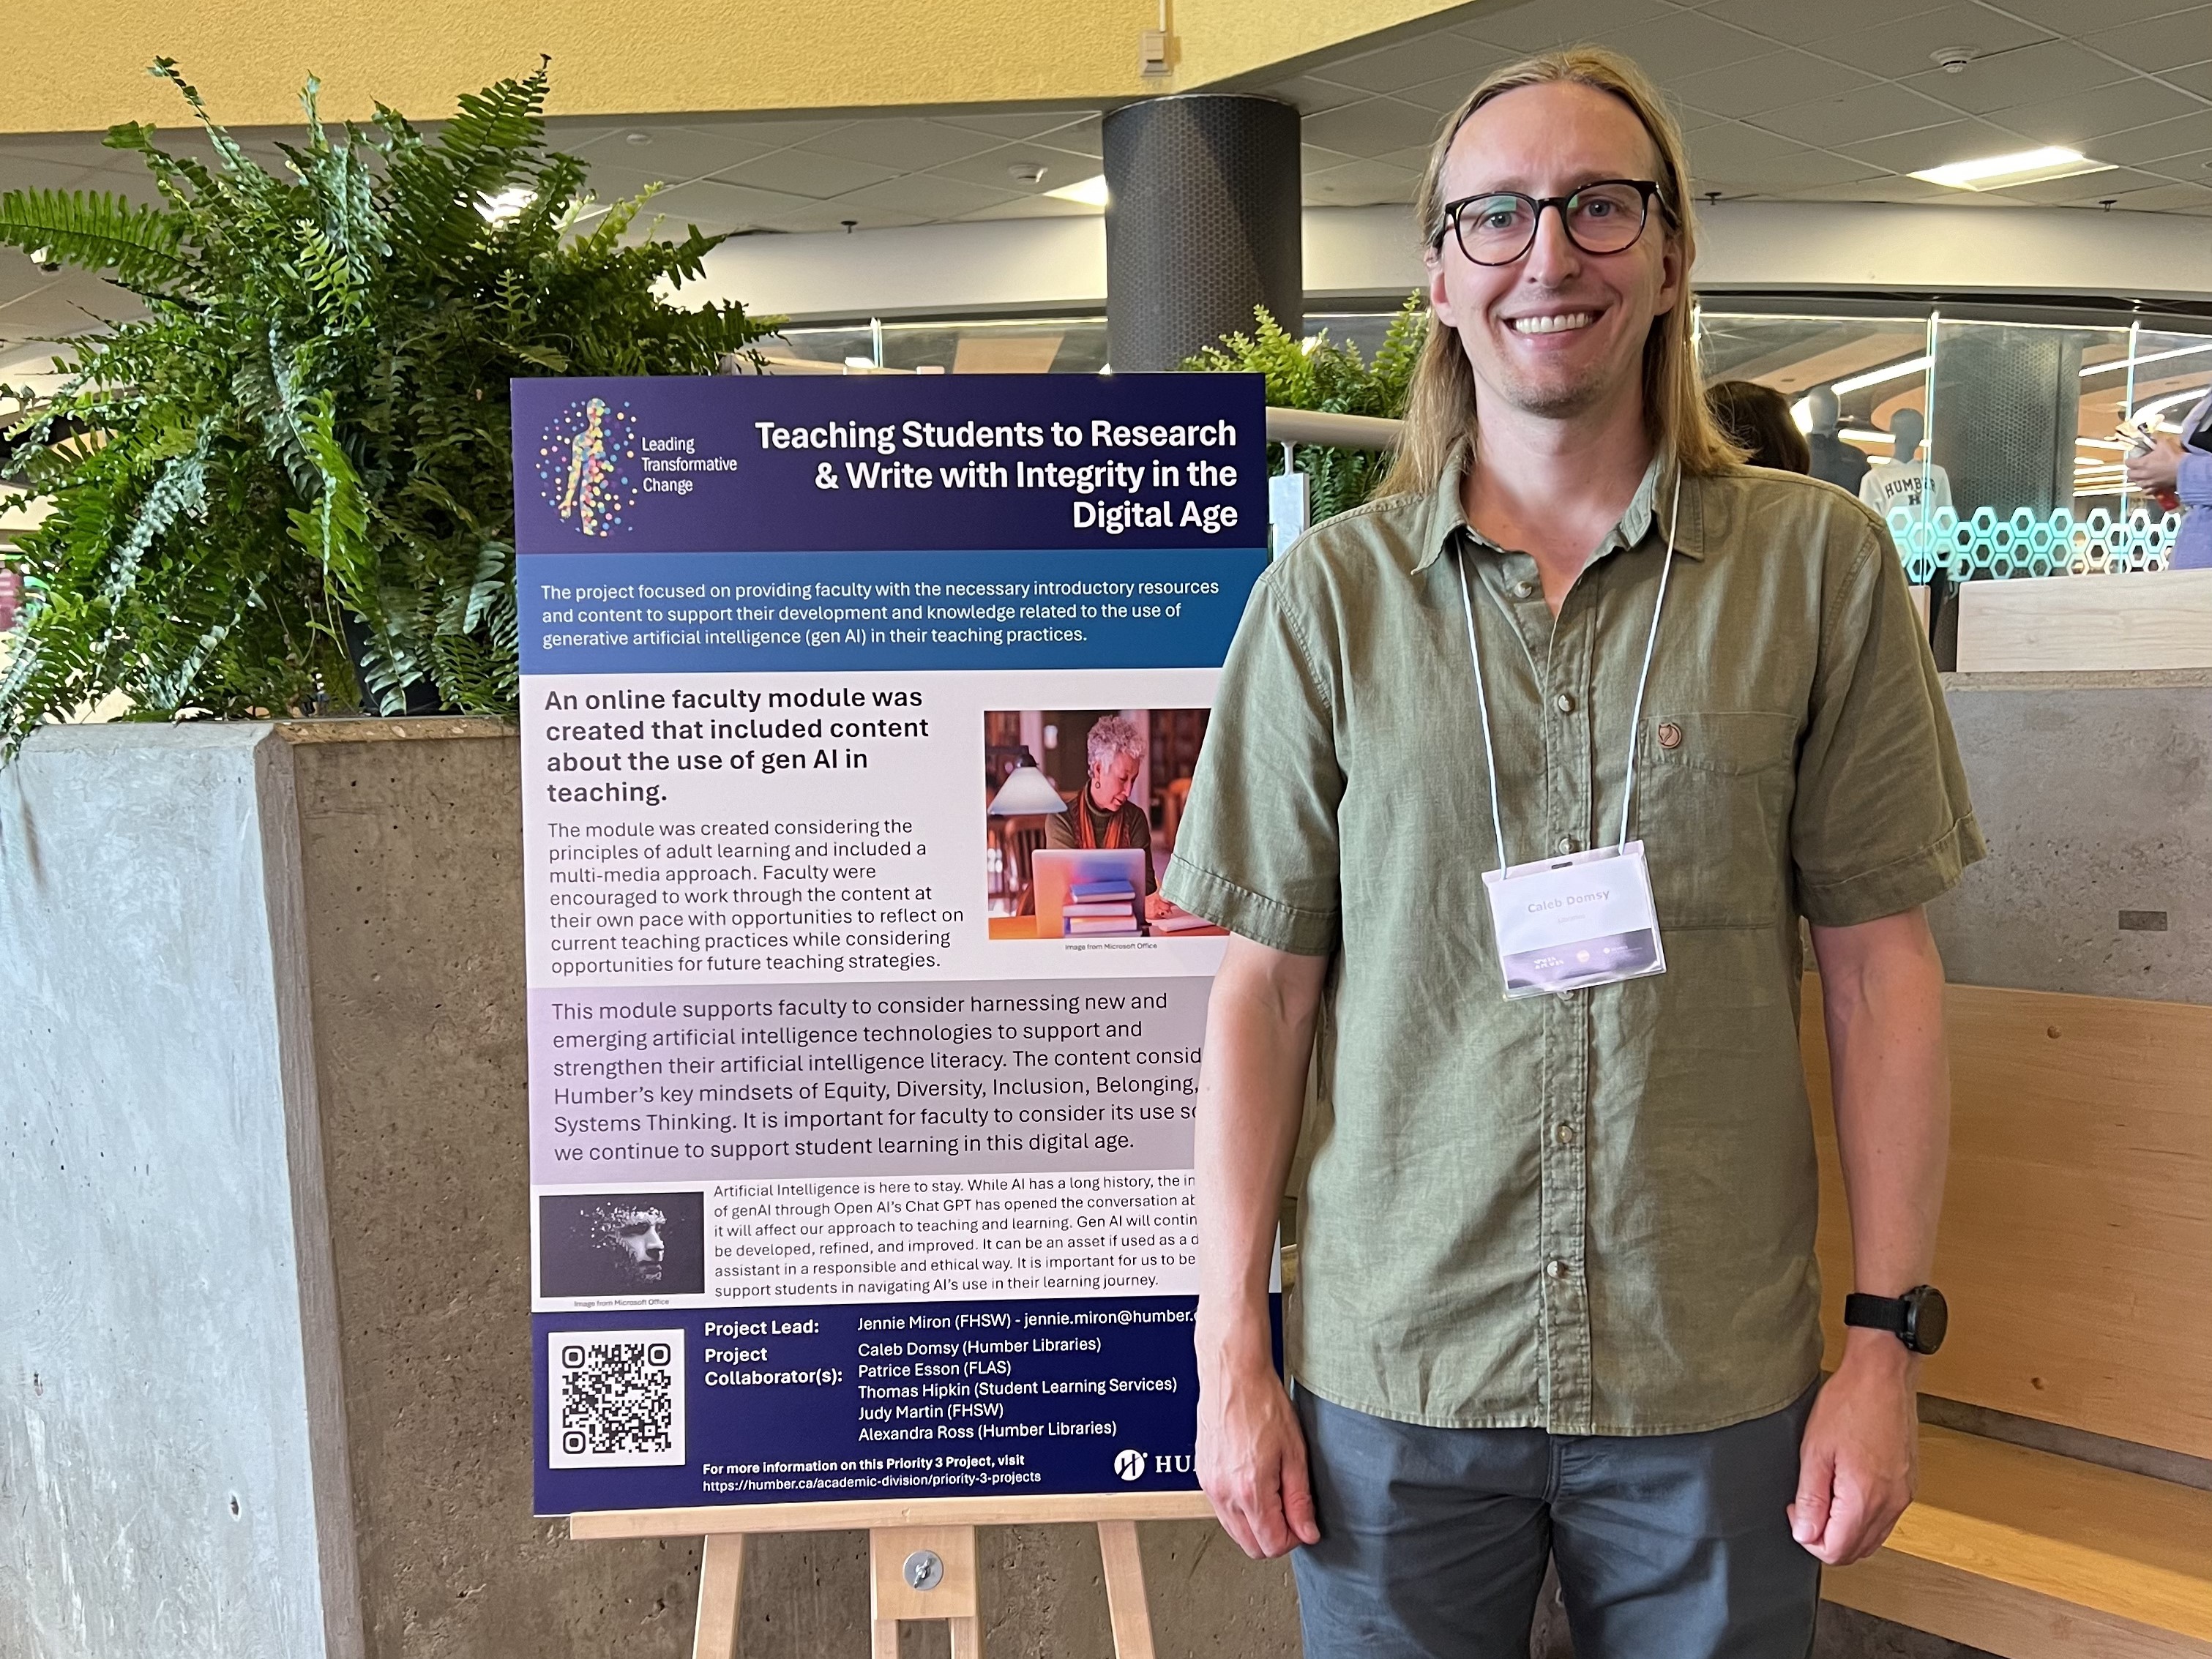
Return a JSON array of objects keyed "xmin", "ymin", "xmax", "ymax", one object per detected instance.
[{"xmin": 536, "ymin": 395, "xmax": 639, "ymax": 537}]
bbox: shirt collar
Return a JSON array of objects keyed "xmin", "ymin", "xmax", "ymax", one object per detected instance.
[{"xmin": 1410, "ymin": 439, "xmax": 1706, "ymax": 573}]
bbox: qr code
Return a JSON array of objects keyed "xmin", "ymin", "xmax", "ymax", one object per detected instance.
[{"xmin": 548, "ymin": 1330, "xmax": 685, "ymax": 1468}]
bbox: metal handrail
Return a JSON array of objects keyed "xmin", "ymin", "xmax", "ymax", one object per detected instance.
[{"xmin": 1263, "ymin": 407, "xmax": 1402, "ymax": 450}]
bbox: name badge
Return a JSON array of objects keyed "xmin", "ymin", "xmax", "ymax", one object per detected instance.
[{"xmin": 1480, "ymin": 841, "xmax": 1667, "ymax": 999}]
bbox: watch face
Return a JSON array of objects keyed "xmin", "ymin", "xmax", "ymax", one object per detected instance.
[{"xmin": 1907, "ymin": 1287, "xmax": 1948, "ymax": 1355}]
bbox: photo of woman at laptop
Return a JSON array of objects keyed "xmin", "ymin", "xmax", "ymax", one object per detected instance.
[{"xmin": 984, "ymin": 707, "xmax": 1224, "ymax": 940}]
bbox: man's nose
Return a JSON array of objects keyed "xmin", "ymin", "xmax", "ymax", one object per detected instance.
[{"xmin": 1521, "ymin": 202, "xmax": 1583, "ymax": 284}]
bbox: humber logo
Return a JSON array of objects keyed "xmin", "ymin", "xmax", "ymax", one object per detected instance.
[{"xmin": 1113, "ymin": 1448, "xmax": 1196, "ymax": 1480}]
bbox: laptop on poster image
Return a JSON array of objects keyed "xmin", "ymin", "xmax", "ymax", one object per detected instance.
[{"xmin": 1032, "ymin": 847, "xmax": 1148, "ymax": 938}]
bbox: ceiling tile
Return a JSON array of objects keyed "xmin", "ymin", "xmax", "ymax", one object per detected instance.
[
  {"xmin": 1301, "ymin": 141, "xmax": 1360, "ymax": 170},
  {"xmin": 1746, "ymin": 81, "xmax": 1962, "ymax": 149},
  {"xmin": 956, "ymin": 193, "xmax": 1106, "ymax": 222},
  {"xmin": 930, "ymin": 110, "xmax": 1100, "ymax": 140},
  {"xmin": 802, "ymin": 119, "xmax": 1005, "ymax": 171},
  {"xmin": 581, "ymin": 127, "xmax": 775, "ymax": 182},
  {"xmin": 1318, "ymin": 30, "xmax": 1511, "ymax": 95},
  {"xmin": 1804, "ymin": 4, "xmax": 2056, "ymax": 82},
  {"xmin": 1686, "ymin": 120, "xmax": 1823, "ymax": 176},
  {"xmin": 1303, "ymin": 158, "xmax": 1421, "ymax": 206},
  {"xmin": 2166, "ymin": 59, "xmax": 2212, "ymax": 95},
  {"xmin": 1993, "ymin": 164, "xmax": 2173, "ymax": 203},
  {"xmin": 1668, "ymin": 49, "xmax": 1877, "ymax": 119},
  {"xmin": 1299, "ymin": 97, "xmax": 1448, "ymax": 157},
  {"xmin": 1562, "ymin": 11, "xmax": 1776, "ymax": 80},
  {"xmin": 2090, "ymin": 179, "xmax": 2212, "ymax": 209},
  {"xmin": 2144, "ymin": 144, "xmax": 2212, "ymax": 174},
  {"xmin": 1835, "ymin": 116, "xmax": 2044, "ymax": 173},
  {"xmin": 2078, "ymin": 7, "xmax": 2212, "ymax": 73},
  {"xmin": 1982, "ymin": 0, "xmax": 2204, "ymax": 30},
  {"xmin": 1266, "ymin": 75, "xmax": 1377, "ymax": 113},
  {"xmin": 928, "ymin": 145, "xmax": 1088, "ymax": 194},
  {"xmin": 1465, "ymin": 0, "xmax": 1673, "ymax": 53},
  {"xmin": 623, "ymin": 178, "xmax": 816, "ymax": 233},
  {"xmin": 1990, "ymin": 78, "xmax": 2204, "ymax": 147},
  {"xmin": 1692, "ymin": 0, "xmax": 1949, "ymax": 47},
  {"xmin": 0, "ymin": 157, "xmax": 108, "ymax": 193},
  {"xmin": 0, "ymin": 135, "xmax": 141, "ymax": 170},
  {"xmin": 1766, "ymin": 176, "xmax": 1963, "ymax": 204},
  {"xmin": 1668, "ymin": 102, "xmax": 1736, "ymax": 134},
  {"xmin": 823, "ymin": 173, "xmax": 1022, "ymax": 219},
  {"xmin": 761, "ymin": 200, "xmax": 930, "ymax": 234},
  {"xmin": 2080, "ymin": 110, "xmax": 2212, "ymax": 165},
  {"xmin": 1901, "ymin": 41, "xmax": 2139, "ymax": 116},
  {"xmin": 700, "ymin": 118, "xmax": 854, "ymax": 146},
  {"xmin": 1396, "ymin": 71, "xmax": 1489, "ymax": 114},
  {"xmin": 718, "ymin": 147, "xmax": 900, "ymax": 199},
  {"xmin": 1028, "ymin": 116, "xmax": 1102, "ymax": 159}
]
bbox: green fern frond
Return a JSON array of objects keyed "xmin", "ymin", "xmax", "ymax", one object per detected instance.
[{"xmin": 0, "ymin": 189, "xmax": 193, "ymax": 290}]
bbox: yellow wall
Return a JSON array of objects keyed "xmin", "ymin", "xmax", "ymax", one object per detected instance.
[{"xmin": 7, "ymin": 0, "xmax": 1479, "ymax": 132}]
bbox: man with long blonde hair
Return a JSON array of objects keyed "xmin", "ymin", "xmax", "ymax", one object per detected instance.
[{"xmin": 1165, "ymin": 45, "xmax": 1981, "ymax": 1656}]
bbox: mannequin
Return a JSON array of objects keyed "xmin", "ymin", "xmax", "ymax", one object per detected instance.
[
  {"xmin": 1804, "ymin": 386, "xmax": 1869, "ymax": 493},
  {"xmin": 1858, "ymin": 408, "xmax": 1952, "ymax": 520}
]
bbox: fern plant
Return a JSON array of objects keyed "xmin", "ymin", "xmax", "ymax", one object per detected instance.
[
  {"xmin": 0, "ymin": 59, "xmax": 776, "ymax": 744},
  {"xmin": 1184, "ymin": 295, "xmax": 1422, "ymax": 524}
]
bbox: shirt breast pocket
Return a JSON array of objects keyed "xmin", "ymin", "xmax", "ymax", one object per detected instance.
[{"xmin": 1640, "ymin": 710, "xmax": 1798, "ymax": 929}]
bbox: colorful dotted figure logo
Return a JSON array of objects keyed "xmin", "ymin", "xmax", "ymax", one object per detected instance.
[{"xmin": 537, "ymin": 396, "xmax": 638, "ymax": 537}]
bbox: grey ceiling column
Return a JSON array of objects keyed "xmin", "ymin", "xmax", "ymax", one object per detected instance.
[{"xmin": 1102, "ymin": 94, "xmax": 1302, "ymax": 372}]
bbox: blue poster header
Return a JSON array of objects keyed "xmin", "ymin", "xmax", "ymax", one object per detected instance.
[{"xmin": 512, "ymin": 373, "xmax": 1267, "ymax": 555}]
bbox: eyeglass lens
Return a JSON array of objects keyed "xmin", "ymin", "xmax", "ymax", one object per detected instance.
[{"xmin": 1451, "ymin": 183, "xmax": 1649, "ymax": 265}]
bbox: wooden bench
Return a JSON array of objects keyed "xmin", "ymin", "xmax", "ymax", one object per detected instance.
[{"xmin": 1804, "ymin": 980, "xmax": 2212, "ymax": 1657}]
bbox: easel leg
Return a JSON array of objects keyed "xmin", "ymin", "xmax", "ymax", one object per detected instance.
[
  {"xmin": 692, "ymin": 1532, "xmax": 746, "ymax": 1659},
  {"xmin": 1097, "ymin": 1521, "xmax": 1157, "ymax": 1659},
  {"xmin": 871, "ymin": 1525, "xmax": 982, "ymax": 1659}
]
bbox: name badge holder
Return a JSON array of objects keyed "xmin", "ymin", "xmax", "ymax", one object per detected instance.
[{"xmin": 1457, "ymin": 471, "xmax": 1679, "ymax": 1001}]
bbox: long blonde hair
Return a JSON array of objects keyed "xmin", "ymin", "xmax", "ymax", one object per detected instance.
[{"xmin": 1379, "ymin": 45, "xmax": 1743, "ymax": 498}]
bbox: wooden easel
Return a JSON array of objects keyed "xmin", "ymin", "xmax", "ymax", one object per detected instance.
[{"xmin": 571, "ymin": 1492, "xmax": 1217, "ymax": 1658}]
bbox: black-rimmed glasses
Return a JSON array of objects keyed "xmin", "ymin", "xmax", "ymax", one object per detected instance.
[{"xmin": 1432, "ymin": 179, "xmax": 1671, "ymax": 266}]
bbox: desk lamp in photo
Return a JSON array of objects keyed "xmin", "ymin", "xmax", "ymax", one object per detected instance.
[{"xmin": 987, "ymin": 748, "xmax": 1068, "ymax": 915}]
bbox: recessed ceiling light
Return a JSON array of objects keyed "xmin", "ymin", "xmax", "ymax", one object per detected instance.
[
  {"xmin": 1909, "ymin": 146, "xmax": 2114, "ymax": 191},
  {"xmin": 479, "ymin": 186, "xmax": 533, "ymax": 222},
  {"xmin": 1045, "ymin": 174, "xmax": 1110, "ymax": 208},
  {"xmin": 625, "ymin": 131, "xmax": 652, "ymax": 146},
  {"xmin": 1832, "ymin": 354, "xmax": 1932, "ymax": 394}
]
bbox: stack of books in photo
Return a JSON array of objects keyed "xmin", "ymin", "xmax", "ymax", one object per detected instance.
[{"xmin": 1062, "ymin": 879, "xmax": 1140, "ymax": 937}]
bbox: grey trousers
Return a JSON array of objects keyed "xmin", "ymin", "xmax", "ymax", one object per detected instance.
[{"xmin": 1291, "ymin": 1382, "xmax": 1823, "ymax": 1659}]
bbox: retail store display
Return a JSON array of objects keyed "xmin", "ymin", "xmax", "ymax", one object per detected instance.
[{"xmin": 1859, "ymin": 410, "xmax": 1953, "ymax": 517}]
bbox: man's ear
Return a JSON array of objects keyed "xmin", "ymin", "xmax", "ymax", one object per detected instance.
[{"xmin": 1425, "ymin": 244, "xmax": 1457, "ymax": 330}]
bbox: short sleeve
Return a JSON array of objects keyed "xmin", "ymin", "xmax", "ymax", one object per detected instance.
[
  {"xmin": 1162, "ymin": 573, "xmax": 1345, "ymax": 954},
  {"xmin": 1790, "ymin": 526, "xmax": 1985, "ymax": 927}
]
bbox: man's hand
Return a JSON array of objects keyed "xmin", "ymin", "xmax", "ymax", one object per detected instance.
[
  {"xmin": 1790, "ymin": 1333, "xmax": 1920, "ymax": 1565},
  {"xmin": 1197, "ymin": 1346, "xmax": 1320, "ymax": 1558}
]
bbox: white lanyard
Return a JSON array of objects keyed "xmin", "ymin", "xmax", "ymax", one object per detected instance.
[{"xmin": 1453, "ymin": 466, "xmax": 1682, "ymax": 869}]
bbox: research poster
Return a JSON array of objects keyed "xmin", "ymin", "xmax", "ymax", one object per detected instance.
[{"xmin": 515, "ymin": 372, "xmax": 1267, "ymax": 1515}]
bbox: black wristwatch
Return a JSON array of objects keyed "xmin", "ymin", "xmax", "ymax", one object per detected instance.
[{"xmin": 1844, "ymin": 1285, "xmax": 1948, "ymax": 1355}]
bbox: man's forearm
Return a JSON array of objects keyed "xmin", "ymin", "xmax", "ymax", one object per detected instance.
[
  {"xmin": 1194, "ymin": 939, "xmax": 1328, "ymax": 1369},
  {"xmin": 1812, "ymin": 910, "xmax": 1950, "ymax": 1306}
]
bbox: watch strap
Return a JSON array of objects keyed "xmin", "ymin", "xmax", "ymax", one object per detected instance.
[{"xmin": 1843, "ymin": 1292, "xmax": 1907, "ymax": 1335}]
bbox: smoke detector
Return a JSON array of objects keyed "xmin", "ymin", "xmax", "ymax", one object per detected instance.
[
  {"xmin": 1931, "ymin": 46, "xmax": 1976, "ymax": 73},
  {"xmin": 1007, "ymin": 162, "xmax": 1048, "ymax": 184}
]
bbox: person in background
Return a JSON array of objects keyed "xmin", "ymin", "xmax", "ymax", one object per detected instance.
[
  {"xmin": 1804, "ymin": 384, "xmax": 1870, "ymax": 494},
  {"xmin": 1705, "ymin": 380, "xmax": 1809, "ymax": 473},
  {"xmin": 2126, "ymin": 389, "xmax": 2212, "ymax": 570},
  {"xmin": 1045, "ymin": 713, "xmax": 1171, "ymax": 918}
]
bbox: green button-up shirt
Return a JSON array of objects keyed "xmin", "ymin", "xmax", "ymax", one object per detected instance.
[{"xmin": 1164, "ymin": 446, "xmax": 1984, "ymax": 1435}]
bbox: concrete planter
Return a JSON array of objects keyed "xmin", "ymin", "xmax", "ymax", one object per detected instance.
[{"xmin": 0, "ymin": 719, "xmax": 1296, "ymax": 1659}]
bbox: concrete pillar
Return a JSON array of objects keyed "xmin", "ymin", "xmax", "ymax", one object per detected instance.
[{"xmin": 1102, "ymin": 94, "xmax": 1302, "ymax": 372}]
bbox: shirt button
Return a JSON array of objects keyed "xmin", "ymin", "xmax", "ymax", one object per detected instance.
[
  {"xmin": 1555, "ymin": 834, "xmax": 1576, "ymax": 855},
  {"xmin": 1554, "ymin": 692, "xmax": 1576, "ymax": 715},
  {"xmin": 1545, "ymin": 1259, "xmax": 1571, "ymax": 1281},
  {"xmin": 1512, "ymin": 580, "xmax": 1536, "ymax": 599},
  {"xmin": 1554, "ymin": 1121, "xmax": 1576, "ymax": 1146}
]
